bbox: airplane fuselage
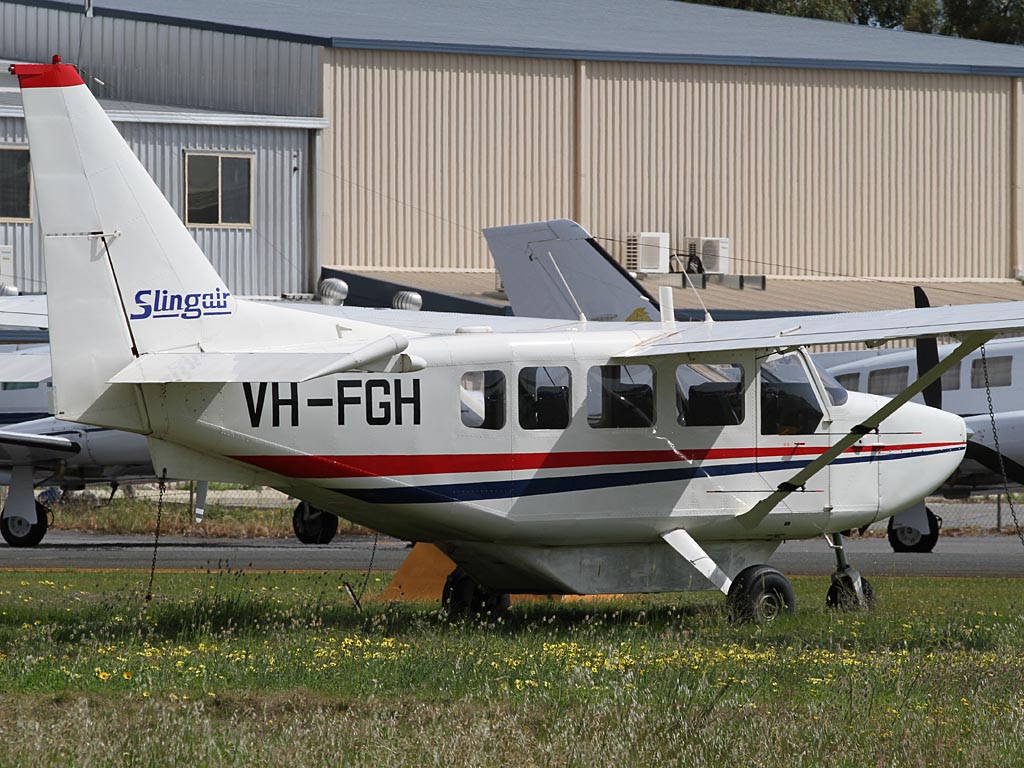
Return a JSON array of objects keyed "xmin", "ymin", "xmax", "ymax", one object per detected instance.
[{"xmin": 142, "ymin": 328, "xmax": 965, "ymax": 550}]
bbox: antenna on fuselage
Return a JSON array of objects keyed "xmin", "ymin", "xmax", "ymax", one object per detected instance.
[{"xmin": 678, "ymin": 271, "xmax": 714, "ymax": 324}]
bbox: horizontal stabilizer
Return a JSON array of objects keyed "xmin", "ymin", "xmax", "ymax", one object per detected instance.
[{"xmin": 109, "ymin": 338, "xmax": 413, "ymax": 384}]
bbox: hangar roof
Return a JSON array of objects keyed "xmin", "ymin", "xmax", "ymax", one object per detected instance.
[{"xmin": 18, "ymin": 0, "xmax": 1024, "ymax": 77}]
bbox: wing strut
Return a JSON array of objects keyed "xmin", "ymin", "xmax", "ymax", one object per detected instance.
[{"xmin": 738, "ymin": 331, "xmax": 992, "ymax": 526}]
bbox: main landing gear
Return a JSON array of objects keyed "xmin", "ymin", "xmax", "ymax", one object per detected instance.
[
  {"xmin": 0, "ymin": 500, "xmax": 50, "ymax": 548},
  {"xmin": 726, "ymin": 564, "xmax": 796, "ymax": 623},
  {"xmin": 442, "ymin": 567, "xmax": 510, "ymax": 617},
  {"xmin": 887, "ymin": 507, "xmax": 941, "ymax": 553},
  {"xmin": 292, "ymin": 501, "xmax": 339, "ymax": 544},
  {"xmin": 825, "ymin": 531, "xmax": 875, "ymax": 610}
]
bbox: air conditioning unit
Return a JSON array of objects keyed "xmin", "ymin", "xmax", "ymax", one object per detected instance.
[
  {"xmin": 625, "ymin": 232, "xmax": 670, "ymax": 274},
  {"xmin": 681, "ymin": 236, "xmax": 730, "ymax": 275}
]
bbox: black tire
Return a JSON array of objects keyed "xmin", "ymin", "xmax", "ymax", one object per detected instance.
[
  {"xmin": 826, "ymin": 575, "xmax": 875, "ymax": 611},
  {"xmin": 0, "ymin": 502, "xmax": 49, "ymax": 548},
  {"xmin": 291, "ymin": 501, "xmax": 339, "ymax": 544},
  {"xmin": 887, "ymin": 507, "xmax": 940, "ymax": 553},
  {"xmin": 442, "ymin": 567, "xmax": 510, "ymax": 617},
  {"xmin": 727, "ymin": 564, "xmax": 795, "ymax": 623}
]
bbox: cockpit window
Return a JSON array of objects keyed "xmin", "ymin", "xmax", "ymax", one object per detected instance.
[
  {"xmin": 460, "ymin": 371, "xmax": 506, "ymax": 429},
  {"xmin": 519, "ymin": 366, "xmax": 572, "ymax": 429},
  {"xmin": 760, "ymin": 354, "xmax": 824, "ymax": 435},
  {"xmin": 587, "ymin": 365, "xmax": 655, "ymax": 428},
  {"xmin": 676, "ymin": 363, "xmax": 744, "ymax": 427}
]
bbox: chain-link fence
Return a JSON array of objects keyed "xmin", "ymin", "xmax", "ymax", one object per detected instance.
[
  {"xmin": 9, "ymin": 482, "xmax": 1024, "ymax": 538},
  {"xmin": 127, "ymin": 482, "xmax": 294, "ymax": 511},
  {"xmin": 864, "ymin": 494, "xmax": 1024, "ymax": 535}
]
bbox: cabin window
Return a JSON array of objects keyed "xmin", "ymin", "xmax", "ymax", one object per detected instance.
[
  {"xmin": 971, "ymin": 356, "xmax": 1011, "ymax": 388},
  {"xmin": 0, "ymin": 148, "xmax": 31, "ymax": 221},
  {"xmin": 185, "ymin": 152, "xmax": 253, "ymax": 227},
  {"xmin": 760, "ymin": 354, "xmax": 823, "ymax": 435},
  {"xmin": 834, "ymin": 373, "xmax": 860, "ymax": 392},
  {"xmin": 587, "ymin": 365, "xmax": 655, "ymax": 428},
  {"xmin": 676, "ymin": 363, "xmax": 744, "ymax": 427},
  {"xmin": 941, "ymin": 362, "xmax": 961, "ymax": 391},
  {"xmin": 1, "ymin": 381, "xmax": 37, "ymax": 391},
  {"xmin": 867, "ymin": 366, "xmax": 908, "ymax": 397},
  {"xmin": 518, "ymin": 366, "xmax": 571, "ymax": 429},
  {"xmin": 459, "ymin": 370, "xmax": 506, "ymax": 429}
]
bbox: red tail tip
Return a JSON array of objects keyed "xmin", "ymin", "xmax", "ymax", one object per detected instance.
[{"xmin": 10, "ymin": 55, "xmax": 84, "ymax": 89}]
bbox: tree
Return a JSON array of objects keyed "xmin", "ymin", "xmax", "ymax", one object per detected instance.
[{"xmin": 677, "ymin": 0, "xmax": 1024, "ymax": 44}]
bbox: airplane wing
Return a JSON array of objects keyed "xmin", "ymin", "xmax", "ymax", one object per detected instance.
[
  {"xmin": 615, "ymin": 302, "xmax": 1024, "ymax": 358},
  {"xmin": 0, "ymin": 428, "xmax": 79, "ymax": 463},
  {"xmin": 483, "ymin": 219, "xmax": 661, "ymax": 322},
  {"xmin": 0, "ymin": 294, "xmax": 48, "ymax": 328},
  {"xmin": 0, "ymin": 349, "xmax": 51, "ymax": 382}
]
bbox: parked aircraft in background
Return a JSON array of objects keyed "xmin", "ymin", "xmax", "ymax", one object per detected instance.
[
  {"xmin": 12, "ymin": 57, "xmax": 1024, "ymax": 620},
  {"xmin": 828, "ymin": 337, "xmax": 1024, "ymax": 551}
]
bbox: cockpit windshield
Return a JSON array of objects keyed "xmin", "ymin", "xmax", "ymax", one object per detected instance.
[{"xmin": 812, "ymin": 360, "xmax": 849, "ymax": 406}]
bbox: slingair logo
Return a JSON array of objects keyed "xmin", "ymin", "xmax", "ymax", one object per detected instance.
[{"xmin": 129, "ymin": 287, "xmax": 233, "ymax": 320}]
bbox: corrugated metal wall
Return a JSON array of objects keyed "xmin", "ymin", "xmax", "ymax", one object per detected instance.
[
  {"xmin": 582, "ymin": 63, "xmax": 1011, "ymax": 280},
  {"xmin": 0, "ymin": 117, "xmax": 312, "ymax": 294},
  {"xmin": 320, "ymin": 49, "xmax": 575, "ymax": 270},
  {"xmin": 323, "ymin": 52, "xmax": 1015, "ymax": 279},
  {"xmin": 0, "ymin": 1, "xmax": 319, "ymax": 115}
]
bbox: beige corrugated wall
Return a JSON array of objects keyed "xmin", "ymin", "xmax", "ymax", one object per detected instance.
[
  {"xmin": 321, "ymin": 49, "xmax": 575, "ymax": 270},
  {"xmin": 322, "ymin": 51, "xmax": 1017, "ymax": 278}
]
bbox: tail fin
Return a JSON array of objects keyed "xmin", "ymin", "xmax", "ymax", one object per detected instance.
[
  {"xmin": 483, "ymin": 219, "xmax": 661, "ymax": 322},
  {"xmin": 12, "ymin": 57, "xmax": 233, "ymax": 429}
]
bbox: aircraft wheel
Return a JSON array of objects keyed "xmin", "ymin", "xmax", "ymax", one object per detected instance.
[
  {"xmin": 887, "ymin": 507, "xmax": 941, "ymax": 553},
  {"xmin": 726, "ymin": 564, "xmax": 795, "ymax": 624},
  {"xmin": 0, "ymin": 502, "xmax": 49, "ymax": 548},
  {"xmin": 442, "ymin": 567, "xmax": 510, "ymax": 617},
  {"xmin": 826, "ymin": 575, "xmax": 875, "ymax": 611},
  {"xmin": 291, "ymin": 502, "xmax": 339, "ymax": 544}
]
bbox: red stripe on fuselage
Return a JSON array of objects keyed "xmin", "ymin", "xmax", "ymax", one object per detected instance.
[{"xmin": 228, "ymin": 442, "xmax": 963, "ymax": 479}]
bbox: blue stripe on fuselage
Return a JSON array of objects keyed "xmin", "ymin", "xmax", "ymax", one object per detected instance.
[{"xmin": 333, "ymin": 446, "xmax": 962, "ymax": 505}]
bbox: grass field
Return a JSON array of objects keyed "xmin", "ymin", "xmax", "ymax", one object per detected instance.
[{"xmin": 0, "ymin": 569, "xmax": 1022, "ymax": 766}]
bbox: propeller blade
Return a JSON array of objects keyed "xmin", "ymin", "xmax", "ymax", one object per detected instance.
[
  {"xmin": 914, "ymin": 286, "xmax": 942, "ymax": 410},
  {"xmin": 965, "ymin": 440, "xmax": 1024, "ymax": 486}
]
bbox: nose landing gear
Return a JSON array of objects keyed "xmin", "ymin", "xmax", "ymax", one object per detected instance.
[{"xmin": 825, "ymin": 531, "xmax": 875, "ymax": 610}]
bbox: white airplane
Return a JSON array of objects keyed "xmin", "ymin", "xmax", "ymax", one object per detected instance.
[
  {"xmin": 11, "ymin": 56, "xmax": 1024, "ymax": 621},
  {"xmin": 0, "ymin": 345, "xmax": 155, "ymax": 546},
  {"xmin": 828, "ymin": 333, "xmax": 1024, "ymax": 552}
]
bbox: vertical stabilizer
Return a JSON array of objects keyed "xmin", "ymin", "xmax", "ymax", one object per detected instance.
[
  {"xmin": 483, "ymin": 219, "xmax": 661, "ymax": 322},
  {"xmin": 11, "ymin": 56, "xmax": 234, "ymax": 429}
]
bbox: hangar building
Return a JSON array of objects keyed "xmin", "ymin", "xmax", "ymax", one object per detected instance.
[{"xmin": 3, "ymin": 0, "xmax": 1024, "ymax": 300}]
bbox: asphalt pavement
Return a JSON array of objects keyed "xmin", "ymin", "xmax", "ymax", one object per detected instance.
[{"xmin": 0, "ymin": 531, "xmax": 1021, "ymax": 577}]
